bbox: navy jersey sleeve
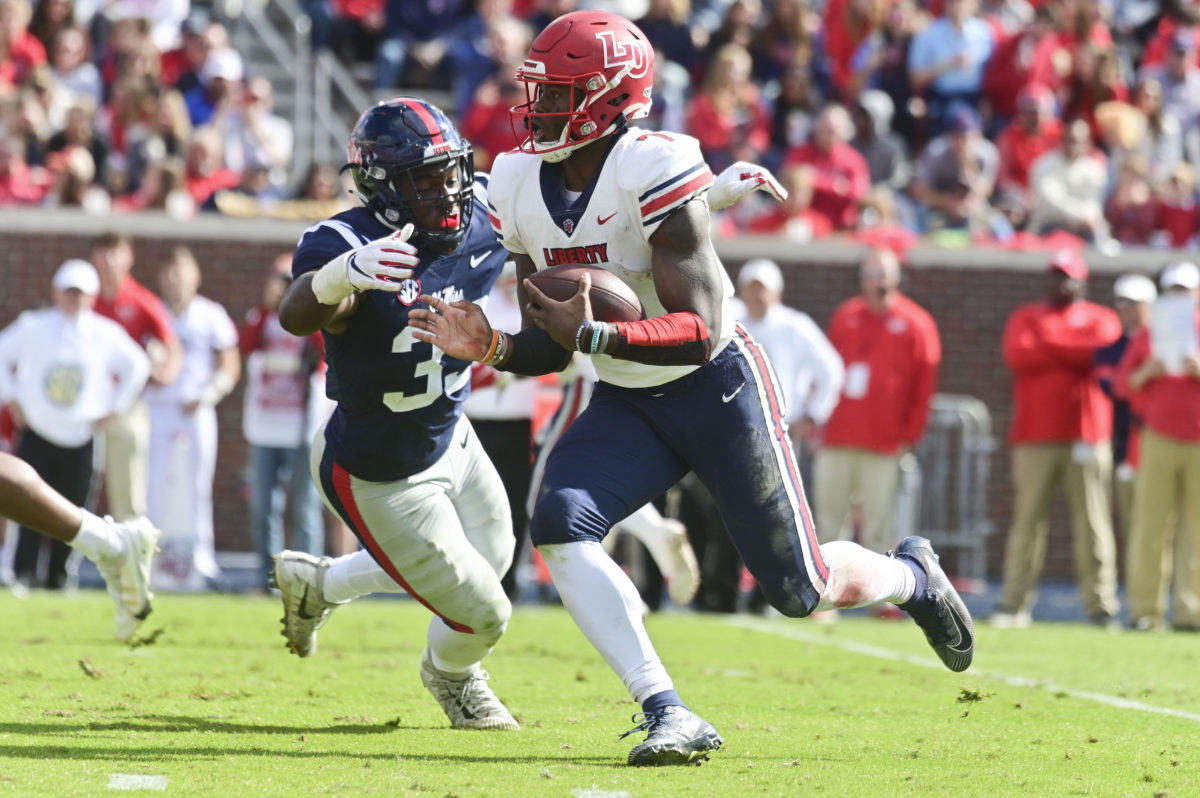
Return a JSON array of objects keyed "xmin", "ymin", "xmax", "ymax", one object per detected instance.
[{"xmin": 293, "ymin": 210, "xmax": 383, "ymax": 277}]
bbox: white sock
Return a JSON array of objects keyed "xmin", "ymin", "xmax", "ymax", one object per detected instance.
[
  {"xmin": 322, "ymin": 550, "xmax": 402, "ymax": 604},
  {"xmin": 427, "ymin": 617, "xmax": 507, "ymax": 677},
  {"xmin": 814, "ymin": 541, "xmax": 916, "ymax": 611},
  {"xmin": 70, "ymin": 510, "xmax": 124, "ymax": 562},
  {"xmin": 540, "ymin": 541, "xmax": 674, "ymax": 704}
]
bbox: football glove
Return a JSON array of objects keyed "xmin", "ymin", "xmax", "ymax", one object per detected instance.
[
  {"xmin": 707, "ymin": 162, "xmax": 788, "ymax": 210},
  {"xmin": 310, "ymin": 223, "xmax": 419, "ymax": 305}
]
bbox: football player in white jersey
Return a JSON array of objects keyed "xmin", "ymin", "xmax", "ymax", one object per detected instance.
[{"xmin": 411, "ymin": 10, "xmax": 975, "ymax": 767}]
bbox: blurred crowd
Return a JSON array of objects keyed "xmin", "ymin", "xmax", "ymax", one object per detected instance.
[
  {"xmin": 298, "ymin": 0, "xmax": 1200, "ymax": 251},
  {"xmin": 4, "ymin": 0, "xmax": 1200, "ymax": 252},
  {"xmin": 0, "ymin": 0, "xmax": 342, "ymax": 217}
]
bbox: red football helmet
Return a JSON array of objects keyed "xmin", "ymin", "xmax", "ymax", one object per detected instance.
[{"xmin": 511, "ymin": 10, "xmax": 655, "ymax": 162}]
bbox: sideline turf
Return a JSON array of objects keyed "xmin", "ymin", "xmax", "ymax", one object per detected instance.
[{"xmin": 2, "ymin": 592, "xmax": 1197, "ymax": 796}]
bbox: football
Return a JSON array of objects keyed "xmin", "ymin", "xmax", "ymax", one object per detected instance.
[{"xmin": 527, "ymin": 265, "xmax": 645, "ymax": 323}]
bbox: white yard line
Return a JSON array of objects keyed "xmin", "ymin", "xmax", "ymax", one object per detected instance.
[
  {"xmin": 107, "ymin": 774, "xmax": 168, "ymax": 791},
  {"xmin": 726, "ymin": 616, "xmax": 1200, "ymax": 725}
]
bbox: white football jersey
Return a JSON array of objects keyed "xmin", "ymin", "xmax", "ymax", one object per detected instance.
[{"xmin": 487, "ymin": 127, "xmax": 735, "ymax": 389}]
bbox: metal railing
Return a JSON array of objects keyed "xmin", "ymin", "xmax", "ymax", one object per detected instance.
[
  {"xmin": 223, "ymin": 0, "xmax": 370, "ymax": 184},
  {"xmin": 898, "ymin": 394, "xmax": 997, "ymax": 582}
]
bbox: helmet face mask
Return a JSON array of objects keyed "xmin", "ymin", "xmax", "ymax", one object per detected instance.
[
  {"xmin": 510, "ymin": 11, "xmax": 654, "ymax": 162},
  {"xmin": 345, "ymin": 97, "xmax": 475, "ymax": 253}
]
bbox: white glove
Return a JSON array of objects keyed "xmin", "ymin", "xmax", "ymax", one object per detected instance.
[
  {"xmin": 310, "ymin": 223, "xmax": 419, "ymax": 305},
  {"xmin": 707, "ymin": 161, "xmax": 788, "ymax": 210}
]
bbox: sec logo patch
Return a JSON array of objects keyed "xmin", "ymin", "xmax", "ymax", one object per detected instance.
[{"xmin": 397, "ymin": 278, "xmax": 421, "ymax": 305}]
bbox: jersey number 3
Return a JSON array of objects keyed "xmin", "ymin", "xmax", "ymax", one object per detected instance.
[{"xmin": 382, "ymin": 327, "xmax": 469, "ymax": 412}]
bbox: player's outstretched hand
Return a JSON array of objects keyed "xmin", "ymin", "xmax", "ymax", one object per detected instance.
[
  {"xmin": 525, "ymin": 271, "xmax": 593, "ymax": 350},
  {"xmin": 310, "ymin": 224, "xmax": 420, "ymax": 305},
  {"xmin": 410, "ymin": 295, "xmax": 495, "ymax": 362},
  {"xmin": 707, "ymin": 161, "xmax": 788, "ymax": 210}
]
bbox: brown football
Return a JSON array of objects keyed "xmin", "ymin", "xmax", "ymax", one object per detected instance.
[{"xmin": 527, "ymin": 265, "xmax": 645, "ymax": 323}]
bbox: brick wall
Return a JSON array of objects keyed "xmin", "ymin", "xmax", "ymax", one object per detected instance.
[{"xmin": 0, "ymin": 212, "xmax": 1175, "ymax": 581}]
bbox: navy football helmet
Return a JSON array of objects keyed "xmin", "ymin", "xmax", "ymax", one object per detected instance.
[{"xmin": 344, "ymin": 97, "xmax": 475, "ymax": 253}]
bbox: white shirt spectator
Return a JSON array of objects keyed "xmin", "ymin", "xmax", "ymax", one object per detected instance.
[
  {"xmin": 144, "ymin": 296, "xmax": 239, "ymax": 408},
  {"xmin": 0, "ymin": 308, "xmax": 150, "ymax": 447},
  {"xmin": 731, "ymin": 298, "xmax": 846, "ymax": 424}
]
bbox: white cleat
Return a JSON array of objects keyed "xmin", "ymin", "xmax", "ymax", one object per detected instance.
[
  {"xmin": 271, "ymin": 551, "xmax": 338, "ymax": 657},
  {"xmin": 95, "ymin": 516, "xmax": 161, "ymax": 643},
  {"xmin": 420, "ymin": 648, "xmax": 519, "ymax": 731}
]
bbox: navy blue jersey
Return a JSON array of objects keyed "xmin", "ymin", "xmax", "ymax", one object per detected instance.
[{"xmin": 293, "ymin": 189, "xmax": 507, "ymax": 481}]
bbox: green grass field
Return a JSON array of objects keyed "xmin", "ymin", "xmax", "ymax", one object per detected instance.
[{"xmin": 2, "ymin": 591, "xmax": 1199, "ymax": 797}]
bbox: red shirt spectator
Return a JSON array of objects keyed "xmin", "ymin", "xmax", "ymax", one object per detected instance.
[
  {"xmin": 1003, "ymin": 253, "xmax": 1121, "ymax": 444},
  {"xmin": 741, "ymin": 204, "xmax": 834, "ymax": 239},
  {"xmin": 0, "ymin": 27, "xmax": 47, "ymax": 88},
  {"xmin": 782, "ymin": 106, "xmax": 870, "ymax": 230},
  {"xmin": 94, "ymin": 274, "xmax": 176, "ymax": 352},
  {"xmin": 1140, "ymin": 17, "xmax": 1200, "ymax": 68},
  {"xmin": 460, "ymin": 78, "xmax": 523, "ymax": 171},
  {"xmin": 684, "ymin": 43, "xmax": 771, "ymax": 172},
  {"xmin": 820, "ymin": 0, "xmax": 881, "ymax": 97},
  {"xmin": 981, "ymin": 8, "xmax": 1068, "ymax": 118},
  {"xmin": 823, "ymin": 256, "xmax": 941, "ymax": 454},
  {"xmin": 996, "ymin": 89, "xmax": 1063, "ymax": 192},
  {"xmin": 1116, "ymin": 318, "xmax": 1200, "ymax": 442},
  {"xmin": 1157, "ymin": 196, "xmax": 1200, "ymax": 247},
  {"xmin": 0, "ymin": 143, "xmax": 48, "ymax": 205}
]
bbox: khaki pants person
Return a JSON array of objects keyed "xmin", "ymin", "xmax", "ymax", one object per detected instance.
[
  {"xmin": 999, "ymin": 442, "xmax": 1119, "ymax": 619},
  {"xmin": 814, "ymin": 446, "xmax": 901, "ymax": 552},
  {"xmin": 101, "ymin": 398, "xmax": 150, "ymax": 521},
  {"xmin": 1126, "ymin": 429, "xmax": 1200, "ymax": 628}
]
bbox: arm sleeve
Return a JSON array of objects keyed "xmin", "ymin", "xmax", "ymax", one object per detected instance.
[
  {"xmin": 500, "ymin": 326, "xmax": 572, "ymax": 376},
  {"xmin": 1003, "ymin": 306, "xmax": 1058, "ymax": 372},
  {"xmin": 622, "ymin": 131, "xmax": 715, "ymax": 240}
]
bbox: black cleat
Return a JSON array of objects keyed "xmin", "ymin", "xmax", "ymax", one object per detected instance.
[
  {"xmin": 621, "ymin": 706, "xmax": 723, "ymax": 766},
  {"xmin": 891, "ymin": 536, "xmax": 975, "ymax": 672}
]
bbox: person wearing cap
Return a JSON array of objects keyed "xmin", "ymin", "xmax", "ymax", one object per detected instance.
[
  {"xmin": 1116, "ymin": 260, "xmax": 1200, "ymax": 631},
  {"xmin": 911, "ymin": 103, "xmax": 1001, "ymax": 235},
  {"xmin": 240, "ymin": 254, "xmax": 331, "ymax": 586},
  {"xmin": 183, "ymin": 46, "xmax": 244, "ymax": 128},
  {"xmin": 1028, "ymin": 118, "xmax": 1110, "ymax": 243},
  {"xmin": 91, "ymin": 231, "xmax": 183, "ymax": 524},
  {"xmin": 1095, "ymin": 273, "xmax": 1158, "ymax": 538},
  {"xmin": 143, "ymin": 247, "xmax": 241, "ymax": 592},
  {"xmin": 815, "ymin": 248, "xmax": 940, "ymax": 556},
  {"xmin": 0, "ymin": 260, "xmax": 150, "ymax": 591},
  {"xmin": 993, "ymin": 249, "xmax": 1122, "ymax": 629}
]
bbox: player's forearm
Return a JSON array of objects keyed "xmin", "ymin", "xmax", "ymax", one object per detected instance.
[
  {"xmin": 580, "ymin": 313, "xmax": 713, "ymax": 366},
  {"xmin": 279, "ymin": 273, "xmax": 352, "ymax": 336},
  {"xmin": 492, "ymin": 326, "xmax": 573, "ymax": 376}
]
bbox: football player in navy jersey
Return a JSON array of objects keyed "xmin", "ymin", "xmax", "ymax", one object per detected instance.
[
  {"xmin": 269, "ymin": 97, "xmax": 521, "ymax": 731},
  {"xmin": 411, "ymin": 10, "xmax": 975, "ymax": 766}
]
